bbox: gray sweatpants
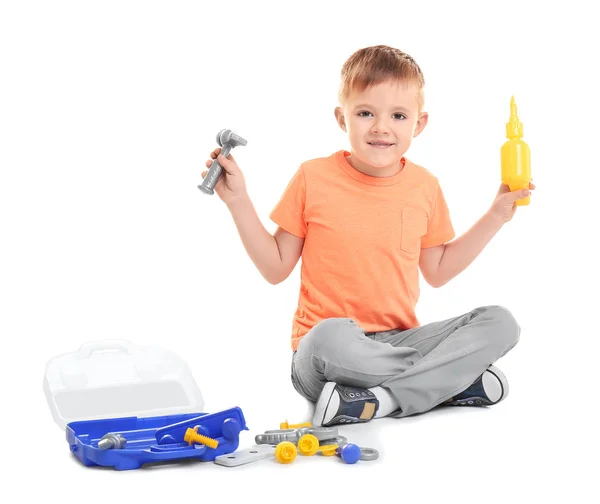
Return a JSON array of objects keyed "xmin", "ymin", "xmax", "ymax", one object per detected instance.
[{"xmin": 290, "ymin": 305, "xmax": 520, "ymax": 418}]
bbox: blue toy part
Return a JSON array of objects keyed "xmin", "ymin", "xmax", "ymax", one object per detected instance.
[
  {"xmin": 66, "ymin": 407, "xmax": 248, "ymax": 471},
  {"xmin": 337, "ymin": 443, "xmax": 361, "ymax": 464},
  {"xmin": 221, "ymin": 417, "xmax": 243, "ymax": 440},
  {"xmin": 154, "ymin": 406, "xmax": 248, "ymax": 446}
]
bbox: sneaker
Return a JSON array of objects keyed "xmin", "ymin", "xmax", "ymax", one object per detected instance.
[
  {"xmin": 312, "ymin": 382, "xmax": 379, "ymax": 427},
  {"xmin": 444, "ymin": 365, "xmax": 509, "ymax": 406}
]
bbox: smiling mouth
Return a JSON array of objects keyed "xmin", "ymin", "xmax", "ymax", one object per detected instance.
[{"xmin": 368, "ymin": 141, "xmax": 395, "ymax": 147}]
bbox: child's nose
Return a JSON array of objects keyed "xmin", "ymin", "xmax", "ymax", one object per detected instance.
[{"xmin": 371, "ymin": 118, "xmax": 391, "ymax": 134}]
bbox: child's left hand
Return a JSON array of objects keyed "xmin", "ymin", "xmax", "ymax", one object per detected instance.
[{"xmin": 489, "ymin": 181, "xmax": 536, "ymax": 223}]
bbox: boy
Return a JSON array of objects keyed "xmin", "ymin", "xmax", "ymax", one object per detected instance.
[{"xmin": 202, "ymin": 45, "xmax": 535, "ymax": 427}]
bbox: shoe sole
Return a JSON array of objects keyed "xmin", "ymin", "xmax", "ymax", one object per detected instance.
[
  {"xmin": 312, "ymin": 382, "xmax": 337, "ymax": 427},
  {"xmin": 485, "ymin": 364, "xmax": 508, "ymax": 403}
]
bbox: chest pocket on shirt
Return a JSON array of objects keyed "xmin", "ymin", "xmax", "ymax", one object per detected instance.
[{"xmin": 400, "ymin": 207, "xmax": 428, "ymax": 255}]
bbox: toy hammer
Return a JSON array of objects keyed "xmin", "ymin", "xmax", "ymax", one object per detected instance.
[{"xmin": 198, "ymin": 129, "xmax": 248, "ymax": 195}]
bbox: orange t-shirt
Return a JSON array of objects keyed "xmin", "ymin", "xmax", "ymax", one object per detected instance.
[{"xmin": 270, "ymin": 150, "xmax": 455, "ymax": 351}]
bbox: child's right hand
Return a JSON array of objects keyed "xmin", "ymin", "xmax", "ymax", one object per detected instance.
[{"xmin": 203, "ymin": 148, "xmax": 248, "ymax": 205}]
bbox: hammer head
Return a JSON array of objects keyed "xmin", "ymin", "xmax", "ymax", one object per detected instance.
[{"xmin": 216, "ymin": 129, "xmax": 248, "ymax": 148}]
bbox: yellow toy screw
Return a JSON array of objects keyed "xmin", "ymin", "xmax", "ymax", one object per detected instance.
[
  {"xmin": 275, "ymin": 441, "xmax": 297, "ymax": 464},
  {"xmin": 183, "ymin": 427, "xmax": 219, "ymax": 449},
  {"xmin": 279, "ymin": 420, "xmax": 312, "ymax": 429},
  {"xmin": 298, "ymin": 434, "xmax": 320, "ymax": 456}
]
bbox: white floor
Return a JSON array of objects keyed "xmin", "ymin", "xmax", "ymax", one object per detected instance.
[{"xmin": 32, "ymin": 371, "xmax": 593, "ymax": 504}]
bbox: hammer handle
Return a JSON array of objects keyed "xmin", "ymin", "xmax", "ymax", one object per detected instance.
[{"xmin": 199, "ymin": 144, "xmax": 232, "ymax": 194}]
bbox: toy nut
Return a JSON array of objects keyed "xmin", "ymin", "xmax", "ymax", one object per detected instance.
[
  {"xmin": 98, "ymin": 433, "xmax": 127, "ymax": 450},
  {"xmin": 275, "ymin": 442, "xmax": 297, "ymax": 464},
  {"xmin": 319, "ymin": 444, "xmax": 339, "ymax": 457},
  {"xmin": 298, "ymin": 434, "xmax": 319, "ymax": 456}
]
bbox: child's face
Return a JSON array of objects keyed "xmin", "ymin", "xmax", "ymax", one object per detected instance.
[{"xmin": 335, "ymin": 79, "xmax": 428, "ymax": 176}]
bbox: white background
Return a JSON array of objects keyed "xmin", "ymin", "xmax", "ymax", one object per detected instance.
[{"xmin": 1, "ymin": 0, "xmax": 598, "ymax": 502}]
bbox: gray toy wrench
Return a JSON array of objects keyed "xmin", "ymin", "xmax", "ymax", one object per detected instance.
[{"xmin": 198, "ymin": 129, "xmax": 248, "ymax": 195}]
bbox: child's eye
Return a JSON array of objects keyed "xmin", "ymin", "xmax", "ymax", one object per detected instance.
[{"xmin": 357, "ymin": 111, "xmax": 406, "ymax": 120}]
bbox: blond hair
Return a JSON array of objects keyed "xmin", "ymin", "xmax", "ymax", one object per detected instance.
[{"xmin": 338, "ymin": 45, "xmax": 425, "ymax": 109}]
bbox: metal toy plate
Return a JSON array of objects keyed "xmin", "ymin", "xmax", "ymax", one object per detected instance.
[{"xmin": 214, "ymin": 444, "xmax": 275, "ymax": 467}]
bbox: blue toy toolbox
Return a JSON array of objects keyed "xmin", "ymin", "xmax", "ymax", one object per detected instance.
[{"xmin": 44, "ymin": 340, "xmax": 248, "ymax": 470}]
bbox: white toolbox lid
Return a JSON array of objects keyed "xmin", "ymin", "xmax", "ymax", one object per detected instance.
[{"xmin": 44, "ymin": 339, "xmax": 205, "ymax": 430}]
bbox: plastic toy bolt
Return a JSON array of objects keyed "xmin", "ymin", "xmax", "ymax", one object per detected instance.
[
  {"xmin": 98, "ymin": 433, "xmax": 127, "ymax": 450},
  {"xmin": 184, "ymin": 427, "xmax": 219, "ymax": 449},
  {"xmin": 275, "ymin": 441, "xmax": 297, "ymax": 464},
  {"xmin": 280, "ymin": 420, "xmax": 312, "ymax": 429}
]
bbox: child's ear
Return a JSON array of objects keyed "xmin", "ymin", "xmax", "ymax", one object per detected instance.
[
  {"xmin": 334, "ymin": 107, "xmax": 347, "ymax": 132},
  {"xmin": 413, "ymin": 111, "xmax": 429, "ymax": 137}
]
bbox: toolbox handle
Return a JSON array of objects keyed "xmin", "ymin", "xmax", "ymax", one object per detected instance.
[{"xmin": 76, "ymin": 340, "xmax": 135, "ymax": 359}]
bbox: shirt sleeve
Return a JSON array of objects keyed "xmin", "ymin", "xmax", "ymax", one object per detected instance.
[
  {"xmin": 269, "ymin": 166, "xmax": 307, "ymax": 238},
  {"xmin": 421, "ymin": 181, "xmax": 455, "ymax": 248}
]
